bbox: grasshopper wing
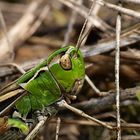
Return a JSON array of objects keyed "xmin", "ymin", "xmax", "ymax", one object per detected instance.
[{"xmin": 16, "ymin": 67, "xmax": 61, "ymax": 117}]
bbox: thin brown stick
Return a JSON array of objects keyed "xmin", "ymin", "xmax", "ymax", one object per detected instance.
[
  {"xmin": 122, "ymin": 0, "xmax": 140, "ymax": 4},
  {"xmin": 63, "ymin": 0, "xmax": 82, "ymax": 47},
  {"xmin": 28, "ymin": 36, "xmax": 63, "ymax": 48},
  {"xmin": 80, "ymin": 0, "xmax": 103, "ymax": 47},
  {"xmin": 83, "ymin": 23, "xmax": 140, "ymax": 57},
  {"xmin": 25, "ymin": 116, "xmax": 48, "ymax": 140},
  {"xmin": 50, "ymin": 119, "xmax": 140, "ymax": 130},
  {"xmin": 0, "ymin": 0, "xmax": 49, "ymax": 62},
  {"xmin": 74, "ymin": 86, "xmax": 140, "ymax": 113},
  {"xmin": 55, "ymin": 117, "xmax": 61, "ymax": 140},
  {"xmin": 57, "ymin": 100, "xmax": 115, "ymax": 130},
  {"xmin": 58, "ymin": 0, "xmax": 114, "ymax": 35},
  {"xmin": 0, "ymin": 92, "xmax": 26, "ymax": 116},
  {"xmin": 0, "ymin": 89, "xmax": 24, "ymax": 103},
  {"xmin": 0, "ymin": 63, "xmax": 26, "ymax": 74},
  {"xmin": 122, "ymin": 135, "xmax": 140, "ymax": 140},
  {"xmin": 0, "ymin": 1, "xmax": 27, "ymax": 13},
  {"xmin": 0, "ymin": 9, "xmax": 14, "ymax": 61},
  {"xmin": 115, "ymin": 5, "xmax": 121, "ymax": 139},
  {"xmin": 97, "ymin": 0, "xmax": 140, "ymax": 19}
]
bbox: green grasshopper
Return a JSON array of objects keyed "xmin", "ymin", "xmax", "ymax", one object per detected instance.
[
  {"xmin": 0, "ymin": 45, "xmax": 113, "ymax": 139},
  {"xmin": 0, "ymin": 46, "xmax": 84, "ymax": 130}
]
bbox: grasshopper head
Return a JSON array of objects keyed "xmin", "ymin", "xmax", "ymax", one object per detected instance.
[{"xmin": 50, "ymin": 46, "xmax": 85, "ymax": 98}]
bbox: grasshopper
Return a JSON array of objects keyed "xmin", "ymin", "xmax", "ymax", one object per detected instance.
[
  {"xmin": 0, "ymin": 46, "xmax": 85, "ymax": 139},
  {"xmin": 0, "ymin": 45, "xmax": 114, "ymax": 139},
  {"xmin": 0, "ymin": 1, "xmax": 114, "ymax": 140}
]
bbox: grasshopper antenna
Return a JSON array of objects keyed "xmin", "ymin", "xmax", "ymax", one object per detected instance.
[{"xmin": 76, "ymin": 1, "xmax": 95, "ymax": 53}]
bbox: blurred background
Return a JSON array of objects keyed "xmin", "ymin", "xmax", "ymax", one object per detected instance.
[{"xmin": 0, "ymin": 0, "xmax": 140, "ymax": 140}]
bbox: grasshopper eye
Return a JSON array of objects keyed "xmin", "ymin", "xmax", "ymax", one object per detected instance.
[{"xmin": 60, "ymin": 54, "xmax": 72, "ymax": 70}]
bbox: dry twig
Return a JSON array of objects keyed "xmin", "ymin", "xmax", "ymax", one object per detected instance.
[
  {"xmin": 115, "ymin": 3, "xmax": 121, "ymax": 139},
  {"xmin": 58, "ymin": 0, "xmax": 115, "ymax": 35},
  {"xmin": 51, "ymin": 118, "xmax": 140, "ymax": 130},
  {"xmin": 83, "ymin": 23, "xmax": 140, "ymax": 57},
  {"xmin": 74, "ymin": 86, "xmax": 140, "ymax": 113},
  {"xmin": 0, "ymin": 0, "xmax": 49, "ymax": 62},
  {"xmin": 122, "ymin": 0, "xmax": 140, "ymax": 4},
  {"xmin": 97, "ymin": 0, "xmax": 140, "ymax": 19}
]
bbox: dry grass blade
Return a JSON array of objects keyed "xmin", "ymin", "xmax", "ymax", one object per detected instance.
[
  {"xmin": 0, "ymin": 92, "xmax": 26, "ymax": 116},
  {"xmin": 57, "ymin": 100, "xmax": 115, "ymax": 130},
  {"xmin": 97, "ymin": 0, "xmax": 140, "ymax": 19},
  {"xmin": 80, "ymin": 0, "xmax": 103, "ymax": 47},
  {"xmin": 58, "ymin": 0, "xmax": 115, "ymax": 35},
  {"xmin": 122, "ymin": 0, "xmax": 140, "ymax": 4},
  {"xmin": 55, "ymin": 117, "xmax": 61, "ymax": 140},
  {"xmin": 0, "ymin": 0, "xmax": 49, "ymax": 62},
  {"xmin": 0, "ymin": 1, "xmax": 27, "ymax": 13},
  {"xmin": 115, "ymin": 3, "xmax": 121, "ymax": 139},
  {"xmin": 62, "ymin": 0, "xmax": 82, "ymax": 47},
  {"xmin": 122, "ymin": 135, "xmax": 140, "ymax": 140},
  {"xmin": 51, "ymin": 118, "xmax": 140, "ymax": 130},
  {"xmin": 83, "ymin": 23, "xmax": 140, "ymax": 57},
  {"xmin": 0, "ymin": 9, "xmax": 14, "ymax": 61},
  {"xmin": 74, "ymin": 86, "xmax": 140, "ymax": 113},
  {"xmin": 0, "ymin": 89, "xmax": 24, "ymax": 103},
  {"xmin": 25, "ymin": 116, "xmax": 48, "ymax": 140},
  {"xmin": 0, "ymin": 63, "xmax": 26, "ymax": 74}
]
